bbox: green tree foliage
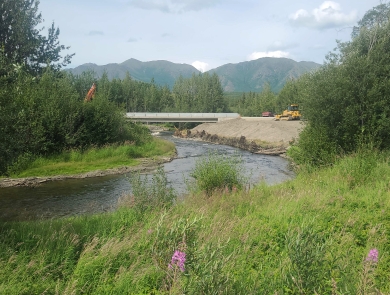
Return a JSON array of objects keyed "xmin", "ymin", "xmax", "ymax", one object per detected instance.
[
  {"xmin": 0, "ymin": 0, "xmax": 74, "ymax": 75},
  {"xmin": 290, "ymin": 3, "xmax": 390, "ymax": 167},
  {"xmin": 172, "ymin": 73, "xmax": 227, "ymax": 113},
  {"xmin": 230, "ymin": 83, "xmax": 283, "ymax": 116},
  {"xmin": 0, "ymin": 67, "xmax": 141, "ymax": 175}
]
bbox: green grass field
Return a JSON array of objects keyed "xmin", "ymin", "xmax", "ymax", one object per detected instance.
[
  {"xmin": 9, "ymin": 137, "xmax": 176, "ymax": 178},
  {"xmin": 0, "ymin": 151, "xmax": 389, "ymax": 294}
]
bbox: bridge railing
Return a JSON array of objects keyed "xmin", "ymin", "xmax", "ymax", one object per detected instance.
[{"xmin": 126, "ymin": 112, "xmax": 240, "ymax": 123}]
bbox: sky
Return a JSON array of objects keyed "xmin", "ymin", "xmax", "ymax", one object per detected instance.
[{"xmin": 39, "ymin": 0, "xmax": 382, "ymax": 72}]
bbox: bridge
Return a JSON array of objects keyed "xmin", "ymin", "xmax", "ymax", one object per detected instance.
[{"xmin": 126, "ymin": 112, "xmax": 240, "ymax": 123}]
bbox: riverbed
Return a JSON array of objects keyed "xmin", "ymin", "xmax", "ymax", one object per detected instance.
[{"xmin": 0, "ymin": 132, "xmax": 294, "ymax": 221}]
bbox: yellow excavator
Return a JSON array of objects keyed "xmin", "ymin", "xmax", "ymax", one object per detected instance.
[{"xmin": 274, "ymin": 104, "xmax": 301, "ymax": 121}]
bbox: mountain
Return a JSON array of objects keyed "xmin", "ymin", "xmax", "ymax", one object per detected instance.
[
  {"xmin": 69, "ymin": 57, "xmax": 321, "ymax": 92},
  {"xmin": 207, "ymin": 57, "xmax": 320, "ymax": 93},
  {"xmin": 70, "ymin": 58, "xmax": 200, "ymax": 87}
]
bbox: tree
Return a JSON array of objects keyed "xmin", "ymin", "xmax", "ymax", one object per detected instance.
[
  {"xmin": 351, "ymin": 3, "xmax": 390, "ymax": 38},
  {"xmin": 289, "ymin": 3, "xmax": 390, "ymax": 167},
  {"xmin": 0, "ymin": 0, "xmax": 74, "ymax": 75}
]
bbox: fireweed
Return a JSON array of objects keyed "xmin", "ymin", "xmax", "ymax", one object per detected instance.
[
  {"xmin": 358, "ymin": 248, "xmax": 379, "ymax": 295},
  {"xmin": 168, "ymin": 250, "xmax": 186, "ymax": 272},
  {"xmin": 366, "ymin": 248, "xmax": 378, "ymax": 263}
]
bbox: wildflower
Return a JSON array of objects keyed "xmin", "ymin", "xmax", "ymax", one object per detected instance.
[
  {"xmin": 168, "ymin": 250, "xmax": 186, "ymax": 272},
  {"xmin": 366, "ymin": 248, "xmax": 379, "ymax": 263},
  {"xmin": 147, "ymin": 229, "xmax": 153, "ymax": 234}
]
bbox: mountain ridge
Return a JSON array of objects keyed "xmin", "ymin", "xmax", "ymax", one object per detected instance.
[{"xmin": 69, "ymin": 57, "xmax": 321, "ymax": 93}]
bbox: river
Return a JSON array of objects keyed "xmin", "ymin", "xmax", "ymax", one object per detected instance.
[{"xmin": 0, "ymin": 133, "xmax": 294, "ymax": 221}]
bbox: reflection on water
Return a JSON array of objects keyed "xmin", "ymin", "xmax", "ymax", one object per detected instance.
[{"xmin": 0, "ymin": 133, "xmax": 294, "ymax": 221}]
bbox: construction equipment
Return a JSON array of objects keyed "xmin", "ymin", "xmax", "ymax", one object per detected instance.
[
  {"xmin": 84, "ymin": 83, "xmax": 96, "ymax": 102},
  {"xmin": 274, "ymin": 104, "xmax": 301, "ymax": 121}
]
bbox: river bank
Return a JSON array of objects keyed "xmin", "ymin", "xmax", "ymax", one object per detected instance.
[
  {"xmin": 0, "ymin": 137, "xmax": 176, "ymax": 188},
  {"xmin": 0, "ymin": 155, "xmax": 175, "ymax": 188},
  {"xmin": 174, "ymin": 117, "xmax": 304, "ymax": 155},
  {"xmin": 0, "ymin": 119, "xmax": 302, "ymax": 188}
]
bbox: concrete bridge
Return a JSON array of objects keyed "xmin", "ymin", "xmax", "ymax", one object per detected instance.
[{"xmin": 126, "ymin": 112, "xmax": 240, "ymax": 123}]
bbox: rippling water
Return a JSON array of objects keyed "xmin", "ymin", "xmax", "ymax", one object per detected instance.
[{"xmin": 0, "ymin": 133, "xmax": 294, "ymax": 221}]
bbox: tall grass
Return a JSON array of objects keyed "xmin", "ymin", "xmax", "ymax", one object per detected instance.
[
  {"xmin": 0, "ymin": 150, "xmax": 389, "ymax": 294},
  {"xmin": 10, "ymin": 137, "xmax": 175, "ymax": 177},
  {"xmin": 188, "ymin": 151, "xmax": 247, "ymax": 196},
  {"xmin": 121, "ymin": 165, "xmax": 177, "ymax": 214}
]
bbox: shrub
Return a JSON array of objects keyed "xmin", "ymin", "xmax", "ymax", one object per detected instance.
[
  {"xmin": 126, "ymin": 166, "xmax": 176, "ymax": 213},
  {"xmin": 188, "ymin": 151, "xmax": 247, "ymax": 196}
]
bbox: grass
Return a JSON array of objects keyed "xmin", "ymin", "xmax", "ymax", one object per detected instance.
[
  {"xmin": 9, "ymin": 137, "xmax": 176, "ymax": 178},
  {"xmin": 0, "ymin": 151, "xmax": 389, "ymax": 294}
]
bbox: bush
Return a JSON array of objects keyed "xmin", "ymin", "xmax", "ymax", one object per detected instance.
[
  {"xmin": 126, "ymin": 166, "xmax": 176, "ymax": 213},
  {"xmin": 288, "ymin": 124, "xmax": 339, "ymax": 169},
  {"xmin": 188, "ymin": 151, "xmax": 247, "ymax": 196}
]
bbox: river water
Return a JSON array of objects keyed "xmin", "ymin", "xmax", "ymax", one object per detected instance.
[{"xmin": 0, "ymin": 133, "xmax": 294, "ymax": 221}]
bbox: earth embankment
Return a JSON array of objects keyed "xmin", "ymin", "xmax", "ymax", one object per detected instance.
[{"xmin": 175, "ymin": 117, "xmax": 304, "ymax": 155}]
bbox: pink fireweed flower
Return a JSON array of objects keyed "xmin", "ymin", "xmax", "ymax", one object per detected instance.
[
  {"xmin": 168, "ymin": 250, "xmax": 186, "ymax": 272},
  {"xmin": 366, "ymin": 248, "xmax": 379, "ymax": 263}
]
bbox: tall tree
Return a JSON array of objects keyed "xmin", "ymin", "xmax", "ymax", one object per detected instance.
[
  {"xmin": 0, "ymin": 0, "xmax": 74, "ymax": 75},
  {"xmin": 290, "ymin": 3, "xmax": 390, "ymax": 166}
]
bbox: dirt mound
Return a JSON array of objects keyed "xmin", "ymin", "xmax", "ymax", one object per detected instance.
[{"xmin": 191, "ymin": 117, "xmax": 304, "ymax": 143}]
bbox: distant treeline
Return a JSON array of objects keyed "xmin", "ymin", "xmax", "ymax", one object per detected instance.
[
  {"xmin": 227, "ymin": 82, "xmax": 295, "ymax": 116},
  {"xmin": 79, "ymin": 70, "xmax": 297, "ymax": 117},
  {"xmin": 81, "ymin": 71, "xmax": 228, "ymax": 113}
]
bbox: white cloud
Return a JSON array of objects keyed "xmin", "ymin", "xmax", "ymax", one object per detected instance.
[
  {"xmin": 191, "ymin": 61, "xmax": 209, "ymax": 72},
  {"xmin": 248, "ymin": 51, "xmax": 290, "ymax": 60},
  {"xmin": 87, "ymin": 31, "xmax": 104, "ymax": 36},
  {"xmin": 127, "ymin": 37, "xmax": 139, "ymax": 42},
  {"xmin": 172, "ymin": 0, "xmax": 220, "ymax": 12},
  {"xmin": 128, "ymin": 0, "xmax": 170, "ymax": 12},
  {"xmin": 267, "ymin": 41, "xmax": 298, "ymax": 51},
  {"xmin": 128, "ymin": 0, "xmax": 220, "ymax": 13},
  {"xmin": 289, "ymin": 1, "xmax": 357, "ymax": 30}
]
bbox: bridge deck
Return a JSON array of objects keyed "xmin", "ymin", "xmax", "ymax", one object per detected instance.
[{"xmin": 126, "ymin": 112, "xmax": 240, "ymax": 123}]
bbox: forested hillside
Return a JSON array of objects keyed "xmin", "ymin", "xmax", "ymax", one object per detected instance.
[
  {"xmin": 209, "ymin": 57, "xmax": 320, "ymax": 92},
  {"xmin": 70, "ymin": 59, "xmax": 200, "ymax": 89},
  {"xmin": 70, "ymin": 57, "xmax": 320, "ymax": 92}
]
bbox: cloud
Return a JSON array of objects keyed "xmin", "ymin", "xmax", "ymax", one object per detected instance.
[
  {"xmin": 289, "ymin": 1, "xmax": 357, "ymax": 30},
  {"xmin": 311, "ymin": 44, "xmax": 326, "ymax": 49},
  {"xmin": 127, "ymin": 0, "xmax": 220, "ymax": 13},
  {"xmin": 161, "ymin": 33, "xmax": 170, "ymax": 37},
  {"xmin": 267, "ymin": 41, "xmax": 298, "ymax": 51},
  {"xmin": 172, "ymin": 0, "xmax": 220, "ymax": 12},
  {"xmin": 87, "ymin": 31, "xmax": 104, "ymax": 36},
  {"xmin": 192, "ymin": 61, "xmax": 209, "ymax": 72},
  {"xmin": 248, "ymin": 51, "xmax": 290, "ymax": 60},
  {"xmin": 128, "ymin": 0, "xmax": 170, "ymax": 13},
  {"xmin": 127, "ymin": 37, "xmax": 139, "ymax": 42}
]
